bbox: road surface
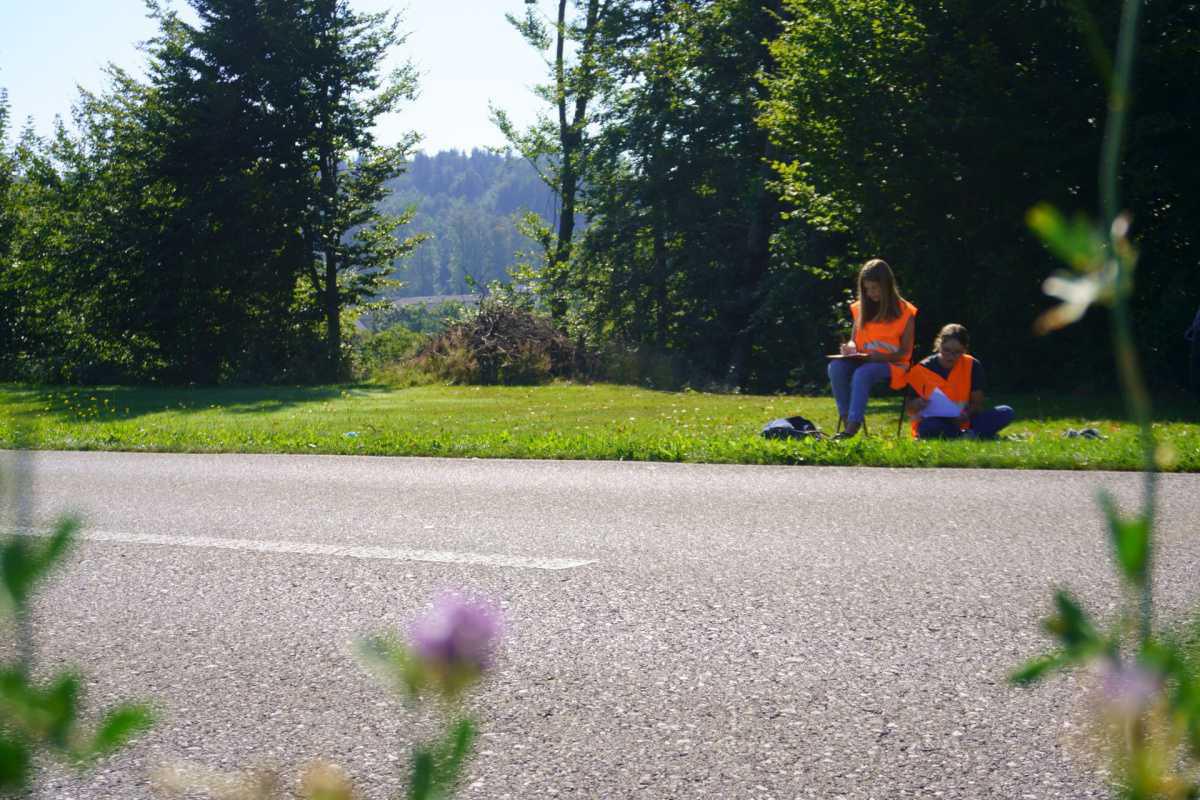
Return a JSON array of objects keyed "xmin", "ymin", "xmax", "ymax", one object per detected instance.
[{"xmin": 5, "ymin": 450, "xmax": 1199, "ymax": 799}]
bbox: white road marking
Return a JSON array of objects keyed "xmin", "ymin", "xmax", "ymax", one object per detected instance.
[{"xmin": 16, "ymin": 528, "xmax": 594, "ymax": 571}]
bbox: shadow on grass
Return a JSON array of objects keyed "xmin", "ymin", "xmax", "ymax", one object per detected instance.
[
  {"xmin": 1, "ymin": 384, "xmax": 391, "ymax": 422},
  {"xmin": 800, "ymin": 389, "xmax": 1198, "ymax": 441},
  {"xmin": 1006, "ymin": 391, "xmax": 1199, "ymax": 425}
]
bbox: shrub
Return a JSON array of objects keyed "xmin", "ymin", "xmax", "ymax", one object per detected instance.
[{"xmin": 352, "ymin": 325, "xmax": 429, "ymax": 380}]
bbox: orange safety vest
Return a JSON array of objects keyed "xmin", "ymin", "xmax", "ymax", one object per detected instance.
[
  {"xmin": 850, "ymin": 298, "xmax": 917, "ymax": 389},
  {"xmin": 902, "ymin": 355, "xmax": 976, "ymax": 437}
]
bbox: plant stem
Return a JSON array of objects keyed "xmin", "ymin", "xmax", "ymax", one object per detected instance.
[
  {"xmin": 1099, "ymin": 0, "xmax": 1155, "ymax": 644},
  {"xmin": 12, "ymin": 440, "xmax": 35, "ymax": 673}
]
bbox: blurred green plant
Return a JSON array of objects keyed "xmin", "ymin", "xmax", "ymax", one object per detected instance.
[
  {"xmin": 157, "ymin": 592, "xmax": 501, "ymax": 800},
  {"xmin": 0, "ymin": 454, "xmax": 154, "ymax": 795},
  {"xmin": 1014, "ymin": 1, "xmax": 1200, "ymax": 797},
  {"xmin": 359, "ymin": 593, "xmax": 500, "ymax": 800}
]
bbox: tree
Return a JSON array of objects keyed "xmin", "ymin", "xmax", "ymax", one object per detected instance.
[
  {"xmin": 289, "ymin": 0, "xmax": 424, "ymax": 379},
  {"xmin": 142, "ymin": 0, "xmax": 423, "ymax": 381},
  {"xmin": 761, "ymin": 0, "xmax": 1200, "ymax": 390},
  {"xmin": 561, "ymin": 0, "xmax": 789, "ymax": 387},
  {"xmin": 0, "ymin": 92, "xmax": 19, "ymax": 377},
  {"xmin": 495, "ymin": 0, "xmax": 610, "ymax": 321}
]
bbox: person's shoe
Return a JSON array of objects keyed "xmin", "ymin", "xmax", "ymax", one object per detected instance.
[{"xmin": 833, "ymin": 421, "xmax": 861, "ymax": 440}]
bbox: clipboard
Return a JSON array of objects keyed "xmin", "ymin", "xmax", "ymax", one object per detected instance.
[{"xmin": 825, "ymin": 353, "xmax": 870, "ymax": 360}]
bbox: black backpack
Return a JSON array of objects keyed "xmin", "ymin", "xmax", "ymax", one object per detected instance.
[{"xmin": 761, "ymin": 416, "xmax": 824, "ymax": 440}]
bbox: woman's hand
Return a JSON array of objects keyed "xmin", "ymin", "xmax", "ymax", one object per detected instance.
[{"xmin": 840, "ymin": 341, "xmax": 857, "ymax": 356}]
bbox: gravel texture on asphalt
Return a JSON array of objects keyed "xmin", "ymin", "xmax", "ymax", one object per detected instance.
[{"xmin": 5, "ymin": 450, "xmax": 1198, "ymax": 799}]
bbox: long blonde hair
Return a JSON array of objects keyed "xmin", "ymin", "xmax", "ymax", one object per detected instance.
[{"xmin": 857, "ymin": 259, "xmax": 906, "ymax": 323}]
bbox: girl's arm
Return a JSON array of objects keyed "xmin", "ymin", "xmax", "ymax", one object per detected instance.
[
  {"xmin": 906, "ymin": 391, "xmax": 927, "ymax": 417},
  {"xmin": 968, "ymin": 389, "xmax": 985, "ymax": 415},
  {"xmin": 867, "ymin": 316, "xmax": 916, "ymax": 363},
  {"xmin": 841, "ymin": 319, "xmax": 861, "ymax": 355}
]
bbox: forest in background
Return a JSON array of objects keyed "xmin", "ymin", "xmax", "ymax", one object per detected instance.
[
  {"xmin": 380, "ymin": 149, "xmax": 557, "ymax": 299},
  {"xmin": 0, "ymin": 0, "xmax": 1196, "ymax": 392}
]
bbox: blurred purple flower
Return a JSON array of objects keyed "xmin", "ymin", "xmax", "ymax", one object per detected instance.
[
  {"xmin": 1096, "ymin": 659, "xmax": 1161, "ymax": 719},
  {"xmin": 409, "ymin": 594, "xmax": 502, "ymax": 681}
]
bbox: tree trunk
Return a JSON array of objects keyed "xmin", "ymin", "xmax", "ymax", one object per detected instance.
[
  {"xmin": 726, "ymin": 1, "xmax": 784, "ymax": 387},
  {"xmin": 726, "ymin": 132, "xmax": 777, "ymax": 387},
  {"xmin": 318, "ymin": 138, "xmax": 341, "ymax": 380},
  {"xmin": 323, "ymin": 248, "xmax": 340, "ymax": 380},
  {"xmin": 547, "ymin": 0, "xmax": 603, "ymax": 321}
]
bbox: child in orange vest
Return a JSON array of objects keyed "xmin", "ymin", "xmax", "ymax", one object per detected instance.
[
  {"xmin": 829, "ymin": 259, "xmax": 917, "ymax": 439},
  {"xmin": 904, "ymin": 324, "xmax": 1014, "ymax": 439}
]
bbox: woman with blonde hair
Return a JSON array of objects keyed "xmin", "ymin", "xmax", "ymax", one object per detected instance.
[{"xmin": 828, "ymin": 259, "xmax": 917, "ymax": 438}]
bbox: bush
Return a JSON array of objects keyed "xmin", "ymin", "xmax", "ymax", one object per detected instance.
[{"xmin": 352, "ymin": 325, "xmax": 429, "ymax": 380}]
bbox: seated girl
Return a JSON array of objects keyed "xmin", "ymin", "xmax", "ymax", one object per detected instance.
[
  {"xmin": 828, "ymin": 258, "xmax": 917, "ymax": 439},
  {"xmin": 903, "ymin": 323, "xmax": 1014, "ymax": 440}
]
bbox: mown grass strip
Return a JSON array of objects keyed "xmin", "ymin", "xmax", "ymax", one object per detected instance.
[{"xmin": 1, "ymin": 383, "xmax": 1197, "ymax": 471}]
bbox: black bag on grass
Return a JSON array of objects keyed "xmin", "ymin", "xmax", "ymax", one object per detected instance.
[{"xmin": 761, "ymin": 416, "xmax": 824, "ymax": 440}]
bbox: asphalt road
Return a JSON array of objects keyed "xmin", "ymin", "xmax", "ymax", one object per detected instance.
[{"xmin": 5, "ymin": 450, "xmax": 1200, "ymax": 799}]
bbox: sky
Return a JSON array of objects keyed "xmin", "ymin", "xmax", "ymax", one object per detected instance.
[{"xmin": 0, "ymin": 0, "xmax": 555, "ymax": 154}]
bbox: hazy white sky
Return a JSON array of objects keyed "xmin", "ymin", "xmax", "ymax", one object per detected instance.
[{"xmin": 0, "ymin": 0, "xmax": 555, "ymax": 154}]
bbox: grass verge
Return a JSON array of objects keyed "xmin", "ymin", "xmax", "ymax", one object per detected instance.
[{"xmin": 1, "ymin": 382, "xmax": 1197, "ymax": 471}]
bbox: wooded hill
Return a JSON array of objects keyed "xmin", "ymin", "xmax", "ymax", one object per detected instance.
[{"xmin": 379, "ymin": 149, "xmax": 557, "ymax": 298}]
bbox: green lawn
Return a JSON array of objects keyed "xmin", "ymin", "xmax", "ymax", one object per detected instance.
[{"xmin": 1, "ymin": 382, "xmax": 1197, "ymax": 471}]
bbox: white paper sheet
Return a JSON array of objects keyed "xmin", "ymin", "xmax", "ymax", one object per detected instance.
[{"xmin": 922, "ymin": 387, "xmax": 964, "ymax": 418}]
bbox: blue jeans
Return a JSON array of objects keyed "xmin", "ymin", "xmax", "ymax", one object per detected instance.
[
  {"xmin": 828, "ymin": 360, "xmax": 892, "ymax": 424},
  {"xmin": 917, "ymin": 405, "xmax": 1015, "ymax": 440}
]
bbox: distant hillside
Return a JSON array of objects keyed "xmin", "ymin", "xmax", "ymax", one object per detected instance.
[{"xmin": 378, "ymin": 149, "xmax": 558, "ymax": 298}]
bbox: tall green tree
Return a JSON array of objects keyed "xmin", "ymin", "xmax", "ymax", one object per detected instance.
[
  {"xmin": 496, "ymin": 0, "xmax": 610, "ymax": 321},
  {"xmin": 0, "ymin": 72, "xmax": 177, "ymax": 383},
  {"xmin": 144, "ymin": 2, "xmax": 305, "ymax": 381},
  {"xmin": 761, "ymin": 0, "xmax": 1200, "ymax": 390},
  {"xmin": 564, "ymin": 0, "xmax": 790, "ymax": 387},
  {"xmin": 139, "ymin": 0, "xmax": 422, "ymax": 381},
  {"xmin": 294, "ymin": 0, "xmax": 423, "ymax": 379},
  {"xmin": 0, "ymin": 92, "xmax": 19, "ymax": 378}
]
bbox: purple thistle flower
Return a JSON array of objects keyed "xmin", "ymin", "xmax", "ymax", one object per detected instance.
[
  {"xmin": 409, "ymin": 594, "xmax": 502, "ymax": 689},
  {"xmin": 1096, "ymin": 659, "xmax": 1161, "ymax": 720}
]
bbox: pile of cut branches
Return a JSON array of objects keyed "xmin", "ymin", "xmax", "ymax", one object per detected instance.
[{"xmin": 411, "ymin": 298, "xmax": 577, "ymax": 385}]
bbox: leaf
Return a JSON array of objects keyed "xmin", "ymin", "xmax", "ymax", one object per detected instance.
[
  {"xmin": 0, "ymin": 538, "xmax": 37, "ymax": 611},
  {"xmin": 1044, "ymin": 591, "xmax": 1101, "ymax": 655},
  {"xmin": 0, "ymin": 668, "xmax": 28, "ymax": 705},
  {"xmin": 1009, "ymin": 652, "xmax": 1069, "ymax": 686},
  {"xmin": 408, "ymin": 749, "xmax": 434, "ymax": 800},
  {"xmin": 431, "ymin": 718, "xmax": 476, "ymax": 795},
  {"xmin": 0, "ymin": 735, "xmax": 30, "ymax": 793},
  {"xmin": 38, "ymin": 516, "xmax": 80, "ymax": 576},
  {"xmin": 42, "ymin": 673, "xmax": 82, "ymax": 749},
  {"xmin": 1098, "ymin": 491, "xmax": 1151, "ymax": 586},
  {"xmin": 356, "ymin": 635, "xmax": 426, "ymax": 699},
  {"xmin": 0, "ymin": 516, "xmax": 79, "ymax": 611},
  {"xmin": 82, "ymin": 704, "xmax": 155, "ymax": 760},
  {"xmin": 1026, "ymin": 203, "xmax": 1105, "ymax": 272}
]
